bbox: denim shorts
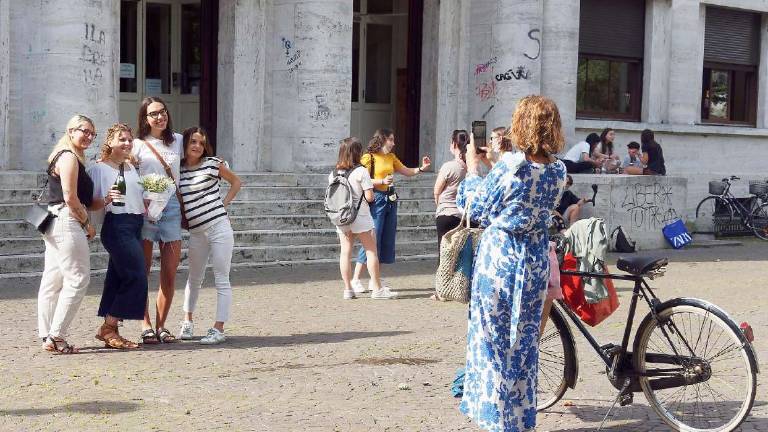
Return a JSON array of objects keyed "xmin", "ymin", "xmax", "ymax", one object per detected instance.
[{"xmin": 142, "ymin": 194, "xmax": 182, "ymax": 243}]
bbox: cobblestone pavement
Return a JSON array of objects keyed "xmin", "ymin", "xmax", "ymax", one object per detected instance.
[{"xmin": 1, "ymin": 240, "xmax": 766, "ymax": 431}]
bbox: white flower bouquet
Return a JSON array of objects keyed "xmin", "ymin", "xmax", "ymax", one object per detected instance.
[{"xmin": 138, "ymin": 174, "xmax": 176, "ymax": 221}]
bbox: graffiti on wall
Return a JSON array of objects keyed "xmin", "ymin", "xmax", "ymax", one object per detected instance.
[
  {"xmin": 524, "ymin": 29, "xmax": 541, "ymax": 60},
  {"xmin": 281, "ymin": 37, "xmax": 302, "ymax": 76},
  {"xmin": 81, "ymin": 22, "xmax": 107, "ymax": 101},
  {"xmin": 621, "ymin": 182, "xmax": 679, "ymax": 230}
]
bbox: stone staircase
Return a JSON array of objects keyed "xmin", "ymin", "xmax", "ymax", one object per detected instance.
[{"xmin": 0, "ymin": 171, "xmax": 439, "ymax": 284}]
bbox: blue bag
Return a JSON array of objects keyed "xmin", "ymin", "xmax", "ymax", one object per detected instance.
[{"xmin": 663, "ymin": 219, "xmax": 692, "ymax": 249}]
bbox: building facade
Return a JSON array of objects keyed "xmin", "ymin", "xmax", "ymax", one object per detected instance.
[{"xmin": 0, "ymin": 0, "xmax": 767, "ymax": 215}]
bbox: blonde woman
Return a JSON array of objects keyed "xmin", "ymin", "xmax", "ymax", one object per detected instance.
[
  {"xmin": 38, "ymin": 115, "xmax": 97, "ymax": 354},
  {"xmin": 87, "ymin": 124, "xmax": 146, "ymax": 349}
]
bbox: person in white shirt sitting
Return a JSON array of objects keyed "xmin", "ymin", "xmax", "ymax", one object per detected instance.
[{"xmin": 560, "ymin": 133, "xmax": 604, "ymax": 174}]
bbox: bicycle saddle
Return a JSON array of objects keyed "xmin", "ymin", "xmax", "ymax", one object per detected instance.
[{"xmin": 616, "ymin": 255, "xmax": 668, "ymax": 276}]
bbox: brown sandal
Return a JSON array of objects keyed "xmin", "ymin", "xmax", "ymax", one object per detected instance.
[
  {"xmin": 96, "ymin": 322, "xmax": 139, "ymax": 350},
  {"xmin": 45, "ymin": 336, "xmax": 79, "ymax": 354}
]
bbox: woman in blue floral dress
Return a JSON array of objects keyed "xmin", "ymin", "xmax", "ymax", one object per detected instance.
[{"xmin": 457, "ymin": 96, "xmax": 567, "ymax": 432}]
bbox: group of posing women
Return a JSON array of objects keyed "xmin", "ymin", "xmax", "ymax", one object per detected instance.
[
  {"xmin": 38, "ymin": 96, "xmax": 241, "ymax": 353},
  {"xmin": 331, "ymin": 95, "xmax": 567, "ymax": 431}
]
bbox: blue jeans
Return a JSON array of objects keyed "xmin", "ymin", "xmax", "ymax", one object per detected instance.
[
  {"xmin": 99, "ymin": 213, "xmax": 148, "ymax": 320},
  {"xmin": 357, "ymin": 191, "xmax": 397, "ymax": 265}
]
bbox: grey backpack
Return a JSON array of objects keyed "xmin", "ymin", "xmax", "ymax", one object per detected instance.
[{"xmin": 325, "ymin": 167, "xmax": 364, "ymax": 226}]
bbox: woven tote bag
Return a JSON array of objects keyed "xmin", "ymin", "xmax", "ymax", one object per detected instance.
[{"xmin": 435, "ymin": 206, "xmax": 483, "ymax": 303}]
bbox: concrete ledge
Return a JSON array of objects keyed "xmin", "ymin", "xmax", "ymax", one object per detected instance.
[
  {"xmin": 568, "ymin": 174, "xmax": 688, "ymax": 250},
  {"xmin": 576, "ymin": 119, "xmax": 768, "ymax": 138}
]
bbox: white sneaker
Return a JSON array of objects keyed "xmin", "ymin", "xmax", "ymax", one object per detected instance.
[
  {"xmin": 343, "ymin": 289, "xmax": 356, "ymax": 300},
  {"xmin": 371, "ymin": 287, "xmax": 399, "ymax": 300},
  {"xmin": 369, "ymin": 278, "xmax": 391, "ymax": 292},
  {"xmin": 200, "ymin": 328, "xmax": 225, "ymax": 345},
  {"xmin": 179, "ymin": 320, "xmax": 194, "ymax": 340},
  {"xmin": 351, "ymin": 279, "xmax": 368, "ymax": 294}
]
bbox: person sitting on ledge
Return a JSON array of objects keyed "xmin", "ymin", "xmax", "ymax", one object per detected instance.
[
  {"xmin": 554, "ymin": 175, "xmax": 588, "ymax": 227},
  {"xmin": 560, "ymin": 133, "xmax": 604, "ymax": 174},
  {"xmin": 622, "ymin": 141, "xmax": 644, "ymax": 175},
  {"xmin": 640, "ymin": 129, "xmax": 666, "ymax": 176}
]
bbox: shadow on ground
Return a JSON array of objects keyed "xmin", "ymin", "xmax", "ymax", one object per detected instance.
[{"xmin": 0, "ymin": 400, "xmax": 140, "ymax": 417}]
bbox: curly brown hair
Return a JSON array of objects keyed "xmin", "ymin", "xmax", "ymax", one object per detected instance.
[
  {"xmin": 507, "ymin": 95, "xmax": 565, "ymax": 157},
  {"xmin": 99, "ymin": 123, "xmax": 137, "ymax": 166},
  {"xmin": 336, "ymin": 137, "xmax": 363, "ymax": 170},
  {"xmin": 367, "ymin": 128, "xmax": 393, "ymax": 154}
]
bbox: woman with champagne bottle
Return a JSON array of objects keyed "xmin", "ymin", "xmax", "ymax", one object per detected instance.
[
  {"xmin": 349, "ymin": 128, "xmax": 431, "ymax": 298},
  {"xmin": 87, "ymin": 123, "xmax": 147, "ymax": 349}
]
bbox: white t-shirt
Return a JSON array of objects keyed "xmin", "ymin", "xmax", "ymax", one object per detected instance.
[
  {"xmin": 87, "ymin": 162, "xmax": 145, "ymax": 215},
  {"xmin": 179, "ymin": 157, "xmax": 229, "ymax": 233},
  {"xmin": 563, "ymin": 141, "xmax": 591, "ymax": 163},
  {"xmin": 132, "ymin": 133, "xmax": 183, "ymax": 181},
  {"xmin": 327, "ymin": 166, "xmax": 374, "ymax": 233}
]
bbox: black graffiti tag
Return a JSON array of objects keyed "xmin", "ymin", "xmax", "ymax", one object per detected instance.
[
  {"xmin": 524, "ymin": 29, "xmax": 541, "ymax": 60},
  {"xmin": 621, "ymin": 182, "xmax": 678, "ymax": 229},
  {"xmin": 495, "ymin": 66, "xmax": 530, "ymax": 81}
]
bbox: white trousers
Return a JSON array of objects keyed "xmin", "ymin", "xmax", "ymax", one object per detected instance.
[
  {"xmin": 183, "ymin": 219, "xmax": 234, "ymax": 323},
  {"xmin": 37, "ymin": 207, "xmax": 91, "ymax": 339}
]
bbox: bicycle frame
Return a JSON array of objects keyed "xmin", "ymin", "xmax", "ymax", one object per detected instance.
[{"xmin": 716, "ymin": 182, "xmax": 760, "ymax": 228}]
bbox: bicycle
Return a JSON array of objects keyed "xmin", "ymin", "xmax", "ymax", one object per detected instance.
[
  {"xmin": 536, "ymin": 254, "xmax": 759, "ymax": 431},
  {"xmin": 694, "ymin": 175, "xmax": 768, "ymax": 240}
]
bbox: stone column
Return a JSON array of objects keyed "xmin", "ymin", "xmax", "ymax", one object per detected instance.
[
  {"xmin": 541, "ymin": 0, "xmax": 579, "ymax": 145},
  {"xmin": 667, "ymin": 0, "xmax": 704, "ymax": 125},
  {"xmin": 7, "ymin": 0, "xmax": 119, "ymax": 169},
  {"xmin": 642, "ymin": 0, "xmax": 672, "ymax": 124},
  {"xmin": 269, "ymin": 1, "xmax": 352, "ymax": 172},
  {"xmin": 468, "ymin": 0, "xmax": 543, "ymax": 136},
  {"xmin": 757, "ymin": 14, "xmax": 768, "ymax": 129},
  {"xmin": 217, "ymin": 0, "xmax": 267, "ymax": 171},
  {"xmin": 0, "ymin": 0, "xmax": 9, "ymax": 169}
]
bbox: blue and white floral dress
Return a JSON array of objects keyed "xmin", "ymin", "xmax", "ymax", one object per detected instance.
[{"xmin": 457, "ymin": 152, "xmax": 566, "ymax": 432}]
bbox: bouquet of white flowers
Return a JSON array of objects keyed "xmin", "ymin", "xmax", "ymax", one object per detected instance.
[{"xmin": 138, "ymin": 174, "xmax": 176, "ymax": 221}]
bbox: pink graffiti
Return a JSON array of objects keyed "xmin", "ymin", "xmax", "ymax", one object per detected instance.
[{"xmin": 476, "ymin": 80, "xmax": 497, "ymax": 101}]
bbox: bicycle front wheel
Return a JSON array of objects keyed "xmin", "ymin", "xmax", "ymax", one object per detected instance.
[
  {"xmin": 749, "ymin": 202, "xmax": 768, "ymax": 240},
  {"xmin": 695, "ymin": 196, "xmax": 732, "ymax": 234},
  {"xmin": 633, "ymin": 299, "xmax": 757, "ymax": 431}
]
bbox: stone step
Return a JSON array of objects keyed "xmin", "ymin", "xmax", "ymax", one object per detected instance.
[
  {"xmin": 0, "ymin": 217, "xmax": 437, "ymax": 255},
  {"xmin": 0, "ymin": 239, "xmax": 439, "ymax": 275},
  {"xmin": 0, "ymin": 253, "xmax": 439, "ymax": 284},
  {"xmin": 0, "ymin": 199, "xmax": 438, "ymax": 220},
  {"xmin": 0, "ymin": 171, "xmax": 45, "ymax": 188},
  {"xmin": 0, "ymin": 212, "xmax": 435, "ymax": 237}
]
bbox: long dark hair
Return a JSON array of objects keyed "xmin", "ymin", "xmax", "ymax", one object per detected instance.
[
  {"xmin": 181, "ymin": 126, "xmax": 213, "ymax": 166},
  {"xmin": 585, "ymin": 132, "xmax": 601, "ymax": 154},
  {"xmin": 336, "ymin": 137, "xmax": 363, "ymax": 170},
  {"xmin": 641, "ymin": 129, "xmax": 655, "ymax": 147},
  {"xmin": 451, "ymin": 129, "xmax": 468, "ymax": 161},
  {"xmin": 599, "ymin": 128, "xmax": 614, "ymax": 156},
  {"xmin": 367, "ymin": 128, "xmax": 393, "ymax": 154},
  {"xmin": 137, "ymin": 96, "xmax": 174, "ymax": 145}
]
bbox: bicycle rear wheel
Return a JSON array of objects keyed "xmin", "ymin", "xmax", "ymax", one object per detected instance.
[
  {"xmin": 749, "ymin": 202, "xmax": 768, "ymax": 240},
  {"xmin": 695, "ymin": 196, "xmax": 732, "ymax": 234},
  {"xmin": 633, "ymin": 299, "xmax": 757, "ymax": 431},
  {"xmin": 537, "ymin": 303, "xmax": 573, "ymax": 411}
]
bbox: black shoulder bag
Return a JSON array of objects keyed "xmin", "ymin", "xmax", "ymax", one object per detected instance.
[{"xmin": 24, "ymin": 151, "xmax": 67, "ymax": 234}]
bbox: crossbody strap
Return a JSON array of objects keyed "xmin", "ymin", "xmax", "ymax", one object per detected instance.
[{"xmin": 141, "ymin": 139, "xmax": 187, "ymax": 215}]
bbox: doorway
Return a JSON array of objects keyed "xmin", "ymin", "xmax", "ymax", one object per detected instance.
[
  {"xmin": 351, "ymin": 0, "xmax": 421, "ymax": 165},
  {"xmin": 119, "ymin": 0, "xmax": 208, "ymax": 134}
]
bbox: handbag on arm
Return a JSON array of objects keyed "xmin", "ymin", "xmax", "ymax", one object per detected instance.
[
  {"xmin": 142, "ymin": 140, "xmax": 189, "ymax": 230},
  {"xmin": 434, "ymin": 200, "xmax": 484, "ymax": 303},
  {"xmin": 24, "ymin": 150, "xmax": 69, "ymax": 234}
]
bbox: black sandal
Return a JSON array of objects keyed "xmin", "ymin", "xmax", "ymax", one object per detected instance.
[
  {"xmin": 140, "ymin": 328, "xmax": 159, "ymax": 345},
  {"xmin": 156, "ymin": 328, "xmax": 177, "ymax": 344}
]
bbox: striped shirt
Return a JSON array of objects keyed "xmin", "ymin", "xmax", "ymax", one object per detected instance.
[{"xmin": 179, "ymin": 157, "xmax": 229, "ymax": 233}]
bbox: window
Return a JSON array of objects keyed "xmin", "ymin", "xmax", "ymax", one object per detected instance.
[
  {"xmin": 577, "ymin": 0, "xmax": 645, "ymax": 120},
  {"xmin": 701, "ymin": 7, "xmax": 760, "ymax": 125}
]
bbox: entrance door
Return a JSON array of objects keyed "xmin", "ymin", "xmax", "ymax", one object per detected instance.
[
  {"xmin": 119, "ymin": 0, "xmax": 201, "ymax": 132},
  {"xmin": 351, "ymin": 1, "xmax": 408, "ymax": 159}
]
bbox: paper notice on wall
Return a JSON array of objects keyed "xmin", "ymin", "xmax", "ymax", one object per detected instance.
[
  {"xmin": 145, "ymin": 78, "xmax": 163, "ymax": 95},
  {"xmin": 119, "ymin": 63, "xmax": 135, "ymax": 79}
]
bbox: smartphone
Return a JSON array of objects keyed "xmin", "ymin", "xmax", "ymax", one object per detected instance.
[{"xmin": 471, "ymin": 120, "xmax": 487, "ymax": 153}]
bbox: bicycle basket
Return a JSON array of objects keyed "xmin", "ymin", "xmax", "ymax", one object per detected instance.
[
  {"xmin": 709, "ymin": 181, "xmax": 726, "ymax": 195},
  {"xmin": 748, "ymin": 181, "xmax": 768, "ymax": 197}
]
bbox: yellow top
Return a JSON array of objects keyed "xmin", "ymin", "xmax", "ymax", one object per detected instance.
[{"xmin": 361, "ymin": 152, "xmax": 405, "ymax": 192}]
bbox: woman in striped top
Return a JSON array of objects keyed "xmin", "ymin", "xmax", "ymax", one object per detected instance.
[{"xmin": 177, "ymin": 127, "xmax": 242, "ymax": 344}]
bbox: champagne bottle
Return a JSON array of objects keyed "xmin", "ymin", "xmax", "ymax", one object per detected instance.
[{"xmin": 112, "ymin": 163, "xmax": 126, "ymax": 207}]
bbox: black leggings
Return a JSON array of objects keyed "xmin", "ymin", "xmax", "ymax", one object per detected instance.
[
  {"xmin": 436, "ymin": 215, "xmax": 462, "ymax": 250},
  {"xmin": 562, "ymin": 159, "xmax": 594, "ymax": 174}
]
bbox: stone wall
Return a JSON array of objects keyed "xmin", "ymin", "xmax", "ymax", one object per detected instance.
[
  {"xmin": 6, "ymin": 0, "xmax": 118, "ymax": 169},
  {"xmin": 0, "ymin": 0, "xmax": 9, "ymax": 169},
  {"xmin": 569, "ymin": 174, "xmax": 688, "ymax": 250}
]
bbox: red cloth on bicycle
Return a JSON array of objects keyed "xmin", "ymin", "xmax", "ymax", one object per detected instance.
[{"xmin": 560, "ymin": 252, "xmax": 619, "ymax": 326}]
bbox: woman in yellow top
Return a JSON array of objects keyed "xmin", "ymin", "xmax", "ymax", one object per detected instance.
[{"xmin": 350, "ymin": 128, "xmax": 431, "ymax": 298}]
